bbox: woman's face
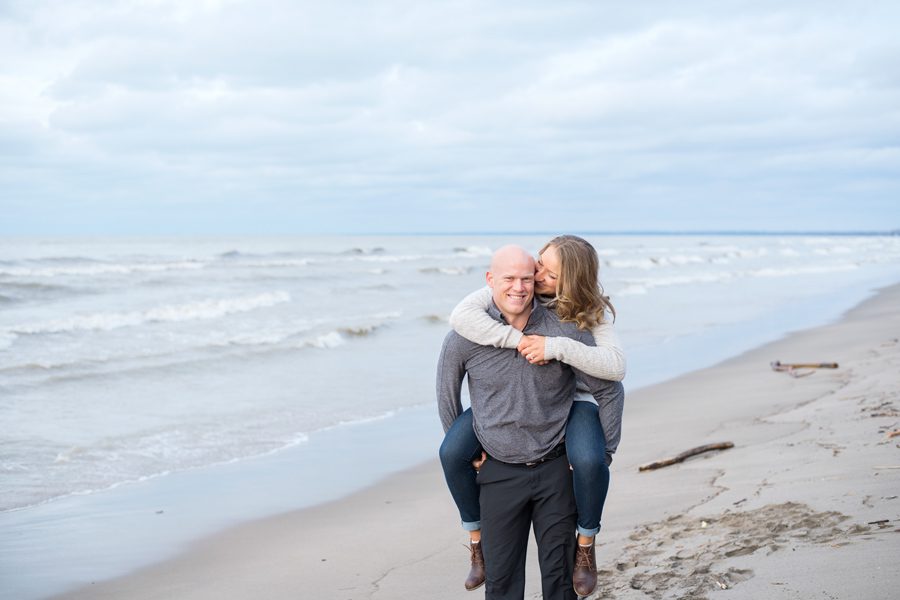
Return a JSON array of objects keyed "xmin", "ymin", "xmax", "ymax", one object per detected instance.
[{"xmin": 535, "ymin": 244, "xmax": 561, "ymax": 296}]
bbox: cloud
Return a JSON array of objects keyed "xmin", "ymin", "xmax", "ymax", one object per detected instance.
[{"xmin": 1, "ymin": 0, "xmax": 899, "ymax": 233}]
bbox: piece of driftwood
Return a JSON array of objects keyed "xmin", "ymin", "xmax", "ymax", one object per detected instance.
[
  {"xmin": 639, "ymin": 442, "xmax": 734, "ymax": 472},
  {"xmin": 770, "ymin": 360, "xmax": 839, "ymax": 378}
]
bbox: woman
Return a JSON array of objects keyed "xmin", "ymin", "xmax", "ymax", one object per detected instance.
[{"xmin": 439, "ymin": 235, "xmax": 625, "ymax": 596}]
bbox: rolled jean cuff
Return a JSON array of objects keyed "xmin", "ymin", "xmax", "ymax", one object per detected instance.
[
  {"xmin": 461, "ymin": 520, "xmax": 481, "ymax": 532},
  {"xmin": 576, "ymin": 524, "xmax": 600, "ymax": 538}
]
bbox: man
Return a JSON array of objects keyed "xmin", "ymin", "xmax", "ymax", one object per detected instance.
[{"xmin": 437, "ymin": 245, "xmax": 623, "ymax": 600}]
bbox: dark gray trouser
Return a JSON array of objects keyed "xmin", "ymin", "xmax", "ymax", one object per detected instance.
[{"xmin": 478, "ymin": 454, "xmax": 577, "ymax": 600}]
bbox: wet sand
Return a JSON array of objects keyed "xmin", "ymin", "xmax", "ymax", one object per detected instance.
[{"xmin": 55, "ymin": 285, "xmax": 900, "ymax": 600}]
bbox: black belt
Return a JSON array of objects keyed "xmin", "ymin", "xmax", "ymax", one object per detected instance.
[{"xmin": 490, "ymin": 442, "xmax": 567, "ymax": 468}]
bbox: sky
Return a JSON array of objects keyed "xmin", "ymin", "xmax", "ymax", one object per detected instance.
[{"xmin": 1, "ymin": 0, "xmax": 898, "ymax": 235}]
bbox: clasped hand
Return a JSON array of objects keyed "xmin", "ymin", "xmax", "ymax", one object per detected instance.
[{"xmin": 517, "ymin": 334, "xmax": 549, "ymax": 365}]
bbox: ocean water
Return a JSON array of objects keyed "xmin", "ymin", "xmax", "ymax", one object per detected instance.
[{"xmin": 1, "ymin": 233, "xmax": 899, "ymax": 598}]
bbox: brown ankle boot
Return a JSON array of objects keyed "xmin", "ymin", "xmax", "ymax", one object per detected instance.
[
  {"xmin": 464, "ymin": 541, "xmax": 485, "ymax": 591},
  {"xmin": 573, "ymin": 542, "xmax": 597, "ymax": 596}
]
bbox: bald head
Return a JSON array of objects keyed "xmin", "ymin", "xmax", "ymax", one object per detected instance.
[
  {"xmin": 490, "ymin": 245, "xmax": 534, "ymax": 273},
  {"xmin": 486, "ymin": 245, "xmax": 535, "ymax": 329}
]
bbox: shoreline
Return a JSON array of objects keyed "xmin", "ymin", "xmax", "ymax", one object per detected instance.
[
  {"xmin": 0, "ymin": 404, "xmax": 446, "ymax": 600},
  {"xmin": 49, "ymin": 283, "xmax": 900, "ymax": 599}
]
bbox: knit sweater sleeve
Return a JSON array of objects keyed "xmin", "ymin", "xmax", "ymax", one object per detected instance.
[
  {"xmin": 448, "ymin": 286, "xmax": 523, "ymax": 349},
  {"xmin": 543, "ymin": 316, "xmax": 626, "ymax": 381}
]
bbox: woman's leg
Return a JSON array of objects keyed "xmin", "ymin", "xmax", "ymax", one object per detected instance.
[
  {"xmin": 565, "ymin": 400, "xmax": 610, "ymax": 539},
  {"xmin": 565, "ymin": 398, "xmax": 611, "ymax": 596},
  {"xmin": 439, "ymin": 408, "xmax": 486, "ymax": 590},
  {"xmin": 438, "ymin": 408, "xmax": 483, "ymax": 533}
]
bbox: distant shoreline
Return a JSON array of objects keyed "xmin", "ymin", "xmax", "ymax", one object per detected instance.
[
  {"xmin": 379, "ymin": 230, "xmax": 900, "ymax": 236},
  {"xmin": 2, "ymin": 230, "xmax": 898, "ymax": 239}
]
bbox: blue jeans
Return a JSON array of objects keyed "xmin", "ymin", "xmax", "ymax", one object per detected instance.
[
  {"xmin": 438, "ymin": 408, "xmax": 483, "ymax": 531},
  {"xmin": 439, "ymin": 399, "xmax": 612, "ymax": 537}
]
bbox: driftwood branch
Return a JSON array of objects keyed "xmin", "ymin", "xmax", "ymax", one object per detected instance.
[
  {"xmin": 639, "ymin": 442, "xmax": 734, "ymax": 472},
  {"xmin": 770, "ymin": 360, "xmax": 839, "ymax": 378}
]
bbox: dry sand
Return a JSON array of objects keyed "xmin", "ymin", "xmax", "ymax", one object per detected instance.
[{"xmin": 55, "ymin": 285, "xmax": 900, "ymax": 600}]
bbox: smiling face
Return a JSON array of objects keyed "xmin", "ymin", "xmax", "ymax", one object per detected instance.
[
  {"xmin": 535, "ymin": 244, "xmax": 561, "ymax": 296},
  {"xmin": 486, "ymin": 245, "xmax": 535, "ymax": 328}
]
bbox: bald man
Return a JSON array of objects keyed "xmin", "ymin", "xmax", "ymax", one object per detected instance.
[{"xmin": 437, "ymin": 246, "xmax": 618, "ymax": 600}]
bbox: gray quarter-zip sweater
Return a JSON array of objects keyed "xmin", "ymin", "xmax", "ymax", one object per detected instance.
[{"xmin": 437, "ymin": 300, "xmax": 624, "ymax": 464}]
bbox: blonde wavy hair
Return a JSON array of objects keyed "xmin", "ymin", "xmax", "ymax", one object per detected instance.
[{"xmin": 539, "ymin": 235, "xmax": 615, "ymax": 330}]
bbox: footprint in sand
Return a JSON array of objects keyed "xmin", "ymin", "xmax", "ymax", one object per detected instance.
[{"xmin": 593, "ymin": 502, "xmax": 871, "ymax": 600}]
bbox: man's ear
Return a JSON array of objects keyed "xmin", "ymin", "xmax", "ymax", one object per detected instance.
[{"xmin": 485, "ymin": 271, "xmax": 493, "ymax": 288}]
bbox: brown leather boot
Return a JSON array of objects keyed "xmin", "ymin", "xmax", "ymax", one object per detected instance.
[
  {"xmin": 573, "ymin": 541, "xmax": 597, "ymax": 597},
  {"xmin": 464, "ymin": 540, "xmax": 485, "ymax": 591}
]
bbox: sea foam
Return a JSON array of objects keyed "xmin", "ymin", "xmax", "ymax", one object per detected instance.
[
  {"xmin": 9, "ymin": 291, "xmax": 291, "ymax": 336},
  {"xmin": 0, "ymin": 261, "xmax": 207, "ymax": 278}
]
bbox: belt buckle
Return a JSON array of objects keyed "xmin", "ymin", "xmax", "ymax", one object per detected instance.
[{"xmin": 525, "ymin": 446, "xmax": 558, "ymax": 467}]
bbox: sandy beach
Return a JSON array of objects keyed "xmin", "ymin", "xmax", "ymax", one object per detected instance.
[{"xmin": 54, "ymin": 284, "xmax": 900, "ymax": 600}]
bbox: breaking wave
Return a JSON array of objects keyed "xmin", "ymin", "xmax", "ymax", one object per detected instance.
[
  {"xmin": 9, "ymin": 292, "xmax": 291, "ymax": 335},
  {"xmin": 0, "ymin": 261, "xmax": 207, "ymax": 278}
]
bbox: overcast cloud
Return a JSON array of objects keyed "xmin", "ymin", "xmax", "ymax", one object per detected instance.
[{"xmin": 1, "ymin": 0, "xmax": 898, "ymax": 234}]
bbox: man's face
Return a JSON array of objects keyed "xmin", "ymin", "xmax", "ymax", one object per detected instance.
[{"xmin": 486, "ymin": 250, "xmax": 535, "ymax": 320}]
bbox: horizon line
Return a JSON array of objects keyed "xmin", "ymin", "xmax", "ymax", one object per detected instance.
[{"xmin": 2, "ymin": 229, "xmax": 899, "ymax": 238}]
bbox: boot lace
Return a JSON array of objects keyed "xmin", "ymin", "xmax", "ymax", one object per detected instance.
[
  {"xmin": 575, "ymin": 544, "xmax": 593, "ymax": 568},
  {"xmin": 467, "ymin": 542, "xmax": 484, "ymax": 566}
]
